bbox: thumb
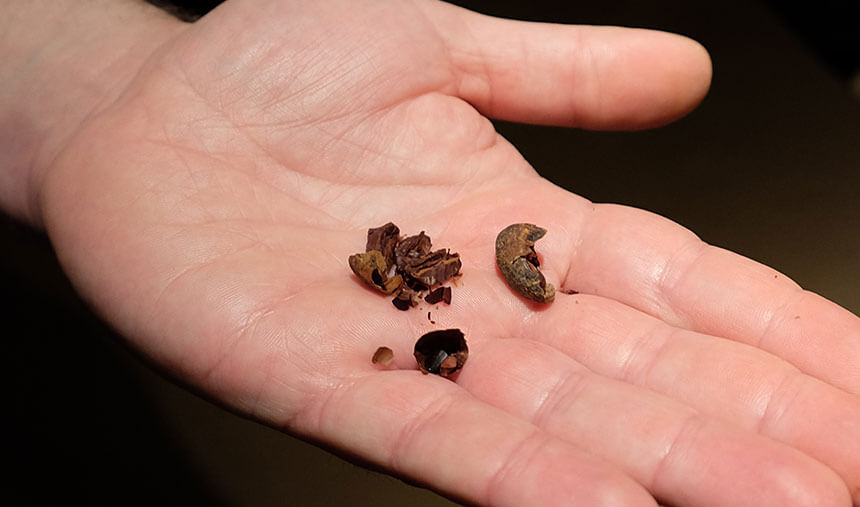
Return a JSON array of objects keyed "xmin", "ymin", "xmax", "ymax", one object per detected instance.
[{"xmin": 427, "ymin": 2, "xmax": 712, "ymax": 129}]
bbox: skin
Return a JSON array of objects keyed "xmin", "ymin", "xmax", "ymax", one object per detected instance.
[{"xmin": 2, "ymin": 0, "xmax": 859, "ymax": 505}]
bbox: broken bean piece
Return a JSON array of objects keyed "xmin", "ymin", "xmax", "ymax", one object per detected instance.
[
  {"xmin": 424, "ymin": 286, "xmax": 452, "ymax": 305},
  {"xmin": 410, "ymin": 250, "xmax": 461, "ymax": 287},
  {"xmin": 424, "ymin": 288, "xmax": 443, "ymax": 305},
  {"xmin": 392, "ymin": 297, "xmax": 411, "ymax": 311},
  {"xmin": 414, "ymin": 329, "xmax": 468, "ymax": 377},
  {"xmin": 495, "ymin": 223, "xmax": 555, "ymax": 303},
  {"xmin": 350, "ymin": 223, "xmax": 461, "ymax": 310},
  {"xmin": 366, "ymin": 223, "xmax": 400, "ymax": 267},
  {"xmin": 395, "ymin": 232, "xmax": 461, "ymax": 287},
  {"xmin": 442, "ymin": 288, "xmax": 452, "ymax": 304},
  {"xmin": 349, "ymin": 250, "xmax": 402, "ymax": 295},
  {"xmin": 395, "ymin": 232, "xmax": 432, "ymax": 268},
  {"xmin": 372, "ymin": 346, "xmax": 394, "ymax": 366},
  {"xmin": 392, "ymin": 287, "xmax": 420, "ymax": 311}
]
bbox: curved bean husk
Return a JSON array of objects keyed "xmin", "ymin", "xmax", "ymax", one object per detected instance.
[{"xmin": 495, "ymin": 223, "xmax": 555, "ymax": 304}]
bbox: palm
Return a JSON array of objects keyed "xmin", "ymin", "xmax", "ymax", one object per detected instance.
[{"xmin": 40, "ymin": 1, "xmax": 860, "ymax": 505}]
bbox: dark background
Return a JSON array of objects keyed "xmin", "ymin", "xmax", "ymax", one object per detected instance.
[{"xmin": 3, "ymin": 1, "xmax": 858, "ymax": 505}]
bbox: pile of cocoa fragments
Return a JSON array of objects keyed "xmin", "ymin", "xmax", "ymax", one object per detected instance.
[{"xmin": 348, "ymin": 222, "xmax": 460, "ymax": 310}]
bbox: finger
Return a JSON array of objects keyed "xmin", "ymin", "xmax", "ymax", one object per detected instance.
[
  {"xmin": 292, "ymin": 371, "xmax": 656, "ymax": 506},
  {"xmin": 541, "ymin": 202, "xmax": 860, "ymax": 395},
  {"xmin": 426, "ymin": 2, "xmax": 712, "ymax": 129},
  {"xmin": 457, "ymin": 338, "xmax": 851, "ymax": 506},
  {"xmin": 528, "ymin": 293, "xmax": 860, "ymax": 501}
]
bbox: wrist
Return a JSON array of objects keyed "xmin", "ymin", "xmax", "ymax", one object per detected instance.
[{"xmin": 0, "ymin": 0, "xmax": 184, "ymax": 225}]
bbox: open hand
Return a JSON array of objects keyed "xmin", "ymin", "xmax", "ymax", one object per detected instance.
[{"xmin": 33, "ymin": 0, "xmax": 860, "ymax": 504}]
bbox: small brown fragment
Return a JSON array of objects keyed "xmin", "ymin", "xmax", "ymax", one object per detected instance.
[
  {"xmin": 395, "ymin": 232, "xmax": 432, "ymax": 268},
  {"xmin": 372, "ymin": 346, "xmax": 394, "ymax": 366},
  {"xmin": 392, "ymin": 296, "xmax": 411, "ymax": 311},
  {"xmin": 424, "ymin": 286, "xmax": 452, "ymax": 305},
  {"xmin": 495, "ymin": 223, "xmax": 555, "ymax": 303},
  {"xmin": 425, "ymin": 289, "xmax": 443, "ymax": 304},
  {"xmin": 392, "ymin": 286, "xmax": 420, "ymax": 311},
  {"xmin": 366, "ymin": 223, "xmax": 400, "ymax": 267},
  {"xmin": 414, "ymin": 329, "xmax": 468, "ymax": 377},
  {"xmin": 408, "ymin": 250, "xmax": 461, "ymax": 287},
  {"xmin": 395, "ymin": 232, "xmax": 461, "ymax": 288},
  {"xmin": 349, "ymin": 250, "xmax": 402, "ymax": 295}
]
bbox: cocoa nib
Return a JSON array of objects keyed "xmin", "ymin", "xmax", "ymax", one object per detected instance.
[
  {"xmin": 394, "ymin": 232, "xmax": 461, "ymax": 287},
  {"xmin": 366, "ymin": 222, "xmax": 400, "ymax": 267},
  {"xmin": 401, "ymin": 248, "xmax": 461, "ymax": 287},
  {"xmin": 424, "ymin": 286, "xmax": 452, "ymax": 305},
  {"xmin": 395, "ymin": 231, "xmax": 432, "ymax": 268},
  {"xmin": 348, "ymin": 250, "xmax": 402, "ymax": 295},
  {"xmin": 349, "ymin": 223, "xmax": 461, "ymax": 311},
  {"xmin": 392, "ymin": 287, "xmax": 420, "ymax": 311}
]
